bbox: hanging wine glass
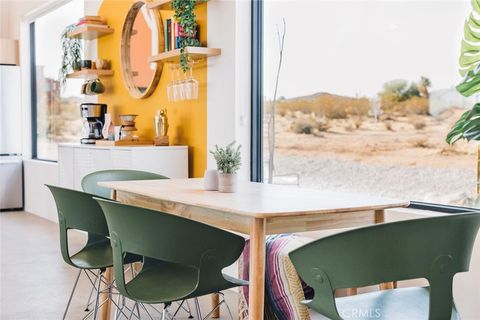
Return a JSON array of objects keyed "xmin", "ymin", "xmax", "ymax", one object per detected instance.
[
  {"xmin": 167, "ymin": 64, "xmax": 176, "ymax": 101},
  {"xmin": 185, "ymin": 60, "xmax": 198, "ymax": 100}
]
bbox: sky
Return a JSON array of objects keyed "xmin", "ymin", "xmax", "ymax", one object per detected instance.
[{"xmin": 263, "ymin": 0, "xmax": 472, "ymax": 99}]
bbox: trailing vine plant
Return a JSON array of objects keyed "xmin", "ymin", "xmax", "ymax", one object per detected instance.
[
  {"xmin": 172, "ymin": 0, "xmax": 205, "ymax": 72},
  {"xmin": 59, "ymin": 24, "xmax": 82, "ymax": 90}
]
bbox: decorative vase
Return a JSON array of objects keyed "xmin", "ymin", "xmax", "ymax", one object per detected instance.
[
  {"xmin": 204, "ymin": 169, "xmax": 219, "ymax": 191},
  {"xmin": 218, "ymin": 173, "xmax": 238, "ymax": 193}
]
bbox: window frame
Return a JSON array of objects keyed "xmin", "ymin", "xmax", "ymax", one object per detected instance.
[
  {"xmin": 251, "ymin": 0, "xmax": 264, "ymax": 182},
  {"xmin": 249, "ymin": 0, "xmax": 473, "ymax": 214},
  {"xmin": 29, "ymin": 21, "xmax": 40, "ymax": 160}
]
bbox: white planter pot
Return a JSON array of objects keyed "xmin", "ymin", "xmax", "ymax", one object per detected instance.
[{"xmin": 218, "ymin": 173, "xmax": 238, "ymax": 193}]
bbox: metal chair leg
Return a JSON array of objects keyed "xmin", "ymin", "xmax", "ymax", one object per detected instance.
[
  {"xmin": 221, "ymin": 295, "xmax": 234, "ymax": 320},
  {"xmin": 84, "ymin": 270, "xmax": 100, "ymax": 312},
  {"xmin": 92, "ymin": 272, "xmax": 103, "ymax": 320},
  {"xmin": 63, "ymin": 269, "xmax": 82, "ymax": 320},
  {"xmin": 185, "ymin": 299, "xmax": 194, "ymax": 318},
  {"xmin": 194, "ymin": 297, "xmax": 202, "ymax": 320}
]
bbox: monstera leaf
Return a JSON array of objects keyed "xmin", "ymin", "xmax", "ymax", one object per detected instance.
[
  {"xmin": 458, "ymin": 0, "xmax": 480, "ymax": 97},
  {"xmin": 447, "ymin": 0, "xmax": 480, "ymax": 144},
  {"xmin": 447, "ymin": 103, "xmax": 480, "ymax": 144}
]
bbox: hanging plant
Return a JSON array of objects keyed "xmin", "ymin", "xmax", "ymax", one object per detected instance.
[
  {"xmin": 172, "ymin": 0, "xmax": 205, "ymax": 72},
  {"xmin": 59, "ymin": 24, "xmax": 82, "ymax": 89}
]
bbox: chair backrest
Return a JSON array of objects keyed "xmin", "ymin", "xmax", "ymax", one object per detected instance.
[
  {"xmin": 46, "ymin": 185, "xmax": 110, "ymax": 266},
  {"xmin": 81, "ymin": 169, "xmax": 168, "ymax": 198},
  {"xmin": 289, "ymin": 213, "xmax": 480, "ymax": 320},
  {"xmin": 95, "ymin": 197, "xmax": 245, "ymax": 269},
  {"xmin": 94, "ymin": 197, "xmax": 245, "ymax": 299}
]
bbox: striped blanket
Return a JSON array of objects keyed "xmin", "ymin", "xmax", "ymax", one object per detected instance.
[{"xmin": 238, "ymin": 234, "xmax": 314, "ymax": 320}]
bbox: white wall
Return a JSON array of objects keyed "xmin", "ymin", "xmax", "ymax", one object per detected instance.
[{"xmin": 207, "ymin": 0, "xmax": 251, "ymax": 180}]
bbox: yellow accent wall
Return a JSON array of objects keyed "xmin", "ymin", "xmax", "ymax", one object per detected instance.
[{"xmin": 97, "ymin": 0, "xmax": 207, "ymax": 177}]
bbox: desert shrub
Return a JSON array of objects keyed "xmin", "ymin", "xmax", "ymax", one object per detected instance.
[
  {"xmin": 291, "ymin": 116, "xmax": 330, "ymax": 134},
  {"xmin": 413, "ymin": 119, "xmax": 426, "ymax": 130},
  {"xmin": 292, "ymin": 118, "xmax": 315, "ymax": 134},
  {"xmin": 385, "ymin": 121, "xmax": 394, "ymax": 131},
  {"xmin": 379, "ymin": 79, "xmax": 420, "ymax": 103},
  {"xmin": 410, "ymin": 138, "xmax": 431, "ymax": 148},
  {"xmin": 382, "ymin": 96, "xmax": 429, "ymax": 115},
  {"xmin": 276, "ymin": 93, "xmax": 370, "ymax": 120}
]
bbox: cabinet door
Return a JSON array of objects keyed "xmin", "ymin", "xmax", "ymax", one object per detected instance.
[
  {"xmin": 73, "ymin": 148, "xmax": 110, "ymax": 190},
  {"xmin": 110, "ymin": 150, "xmax": 133, "ymax": 169},
  {"xmin": 58, "ymin": 146, "xmax": 74, "ymax": 188},
  {"xmin": 132, "ymin": 149, "xmax": 188, "ymax": 178}
]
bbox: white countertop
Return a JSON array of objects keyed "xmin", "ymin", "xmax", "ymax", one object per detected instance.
[{"xmin": 58, "ymin": 143, "xmax": 188, "ymax": 150}]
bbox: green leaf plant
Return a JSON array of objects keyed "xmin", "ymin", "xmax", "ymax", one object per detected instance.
[
  {"xmin": 447, "ymin": 0, "xmax": 480, "ymax": 144},
  {"xmin": 210, "ymin": 141, "xmax": 242, "ymax": 174},
  {"xmin": 59, "ymin": 24, "xmax": 82, "ymax": 90},
  {"xmin": 172, "ymin": 0, "xmax": 206, "ymax": 73}
]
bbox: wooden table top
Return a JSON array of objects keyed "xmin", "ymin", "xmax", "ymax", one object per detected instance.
[{"xmin": 98, "ymin": 178, "xmax": 409, "ymax": 219}]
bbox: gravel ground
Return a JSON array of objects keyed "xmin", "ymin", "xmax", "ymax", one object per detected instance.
[{"xmin": 269, "ymin": 154, "xmax": 477, "ymax": 205}]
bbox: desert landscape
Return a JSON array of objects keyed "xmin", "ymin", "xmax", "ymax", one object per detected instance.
[{"xmin": 264, "ymin": 85, "xmax": 480, "ymax": 206}]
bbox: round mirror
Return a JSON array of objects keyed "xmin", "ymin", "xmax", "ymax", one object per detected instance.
[{"xmin": 121, "ymin": 1, "xmax": 163, "ymax": 99}]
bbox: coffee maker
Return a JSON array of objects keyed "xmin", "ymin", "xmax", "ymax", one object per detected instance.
[{"xmin": 80, "ymin": 103, "xmax": 107, "ymax": 144}]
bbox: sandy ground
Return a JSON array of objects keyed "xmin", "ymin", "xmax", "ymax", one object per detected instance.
[{"xmin": 266, "ymin": 108, "xmax": 479, "ymax": 205}]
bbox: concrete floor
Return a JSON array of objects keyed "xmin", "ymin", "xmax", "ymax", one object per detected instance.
[
  {"xmin": 0, "ymin": 211, "xmax": 237, "ymax": 320},
  {"xmin": 2, "ymin": 210, "xmax": 480, "ymax": 319}
]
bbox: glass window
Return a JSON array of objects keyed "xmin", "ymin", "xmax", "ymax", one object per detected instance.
[
  {"xmin": 261, "ymin": 0, "xmax": 477, "ymax": 206},
  {"xmin": 31, "ymin": 0, "xmax": 84, "ymax": 161}
]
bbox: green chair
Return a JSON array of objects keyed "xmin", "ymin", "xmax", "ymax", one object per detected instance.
[
  {"xmin": 81, "ymin": 169, "xmax": 168, "ymax": 199},
  {"xmin": 289, "ymin": 213, "xmax": 480, "ymax": 320},
  {"xmin": 46, "ymin": 185, "xmax": 141, "ymax": 320},
  {"xmin": 94, "ymin": 197, "xmax": 248, "ymax": 320}
]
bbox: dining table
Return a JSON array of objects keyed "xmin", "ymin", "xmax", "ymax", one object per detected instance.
[{"xmin": 97, "ymin": 178, "xmax": 409, "ymax": 320}]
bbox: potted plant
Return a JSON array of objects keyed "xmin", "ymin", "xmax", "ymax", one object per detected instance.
[
  {"xmin": 210, "ymin": 141, "xmax": 241, "ymax": 193},
  {"xmin": 59, "ymin": 24, "xmax": 82, "ymax": 89}
]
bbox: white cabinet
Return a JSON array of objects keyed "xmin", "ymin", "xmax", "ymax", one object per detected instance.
[{"xmin": 58, "ymin": 144, "xmax": 188, "ymax": 190}]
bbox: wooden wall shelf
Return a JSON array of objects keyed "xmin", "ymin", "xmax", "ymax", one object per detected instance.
[
  {"xmin": 67, "ymin": 69, "xmax": 114, "ymax": 78},
  {"xmin": 67, "ymin": 24, "xmax": 114, "ymax": 40},
  {"xmin": 147, "ymin": 0, "xmax": 206, "ymax": 10},
  {"xmin": 149, "ymin": 47, "xmax": 221, "ymax": 63}
]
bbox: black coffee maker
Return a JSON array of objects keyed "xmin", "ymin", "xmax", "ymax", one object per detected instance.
[{"xmin": 80, "ymin": 103, "xmax": 107, "ymax": 144}]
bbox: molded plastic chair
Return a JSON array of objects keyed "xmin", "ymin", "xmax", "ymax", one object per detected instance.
[
  {"xmin": 289, "ymin": 213, "xmax": 480, "ymax": 320},
  {"xmin": 46, "ymin": 185, "xmax": 140, "ymax": 319},
  {"xmin": 94, "ymin": 197, "xmax": 248, "ymax": 319},
  {"xmin": 81, "ymin": 169, "xmax": 168, "ymax": 199}
]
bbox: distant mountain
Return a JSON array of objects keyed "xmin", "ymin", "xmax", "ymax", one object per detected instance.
[{"xmin": 279, "ymin": 92, "xmax": 356, "ymax": 103}]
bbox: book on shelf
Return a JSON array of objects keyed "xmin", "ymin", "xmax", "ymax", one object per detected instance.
[{"xmin": 164, "ymin": 19, "xmax": 199, "ymax": 53}]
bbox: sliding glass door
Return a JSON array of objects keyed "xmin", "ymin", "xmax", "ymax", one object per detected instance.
[{"xmin": 255, "ymin": 0, "xmax": 478, "ymax": 206}]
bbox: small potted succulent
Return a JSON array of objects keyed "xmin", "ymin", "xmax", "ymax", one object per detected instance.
[{"xmin": 210, "ymin": 141, "xmax": 241, "ymax": 193}]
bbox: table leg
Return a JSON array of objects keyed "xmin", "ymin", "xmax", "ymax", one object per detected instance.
[
  {"xmin": 248, "ymin": 218, "xmax": 266, "ymax": 320},
  {"xmin": 99, "ymin": 190, "xmax": 117, "ymax": 320},
  {"xmin": 374, "ymin": 210, "xmax": 397, "ymax": 290},
  {"xmin": 211, "ymin": 293, "xmax": 220, "ymax": 318},
  {"xmin": 100, "ymin": 268, "xmax": 112, "ymax": 320}
]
